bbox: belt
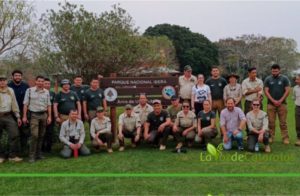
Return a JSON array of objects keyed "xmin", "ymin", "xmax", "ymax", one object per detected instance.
[
  {"xmin": 30, "ymin": 111, "xmax": 46, "ymax": 115},
  {"xmin": 0, "ymin": 112, "xmax": 11, "ymax": 117}
]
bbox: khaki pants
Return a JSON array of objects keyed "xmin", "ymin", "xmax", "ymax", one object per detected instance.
[
  {"xmin": 196, "ymin": 127, "xmax": 218, "ymax": 145},
  {"xmin": 267, "ymin": 104, "xmax": 289, "ymax": 140},
  {"xmin": 173, "ymin": 127, "xmax": 196, "ymax": 143},
  {"xmin": 29, "ymin": 112, "xmax": 47, "ymax": 159},
  {"xmin": 212, "ymin": 99, "xmax": 225, "ymax": 117}
]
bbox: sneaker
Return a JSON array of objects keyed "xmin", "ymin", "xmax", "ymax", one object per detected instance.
[
  {"xmin": 107, "ymin": 149, "xmax": 113, "ymax": 153},
  {"xmin": 265, "ymin": 145, "xmax": 271, "ymax": 153},
  {"xmin": 269, "ymin": 137, "xmax": 274, "ymax": 144},
  {"xmin": 238, "ymin": 146, "xmax": 244, "ymax": 151},
  {"xmin": 159, "ymin": 145, "xmax": 166, "ymax": 151},
  {"xmin": 8, "ymin": 156, "xmax": 23, "ymax": 162},
  {"xmin": 295, "ymin": 139, "xmax": 300, "ymax": 146},
  {"xmin": 0, "ymin": 157, "xmax": 5, "ymax": 163},
  {"xmin": 176, "ymin": 142, "xmax": 183, "ymax": 149},
  {"xmin": 118, "ymin": 146, "xmax": 125, "ymax": 152},
  {"xmin": 283, "ymin": 138, "xmax": 290, "ymax": 145},
  {"xmin": 254, "ymin": 143, "xmax": 259, "ymax": 152}
]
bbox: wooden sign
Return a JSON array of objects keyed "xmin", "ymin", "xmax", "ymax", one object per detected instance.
[{"xmin": 101, "ymin": 77, "xmax": 178, "ymax": 106}]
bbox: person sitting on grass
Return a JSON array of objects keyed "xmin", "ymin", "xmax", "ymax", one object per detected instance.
[
  {"xmin": 144, "ymin": 99, "xmax": 171, "ymax": 151},
  {"xmin": 196, "ymin": 100, "xmax": 218, "ymax": 151},
  {"xmin": 90, "ymin": 106, "xmax": 113, "ymax": 153},
  {"xmin": 173, "ymin": 101, "xmax": 197, "ymax": 150},
  {"xmin": 59, "ymin": 109, "xmax": 90, "ymax": 158},
  {"xmin": 220, "ymin": 97, "xmax": 246, "ymax": 151},
  {"xmin": 118, "ymin": 104, "xmax": 141, "ymax": 152},
  {"xmin": 246, "ymin": 99, "xmax": 271, "ymax": 153}
]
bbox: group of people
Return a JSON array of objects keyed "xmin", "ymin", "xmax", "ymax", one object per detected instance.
[{"xmin": 0, "ymin": 63, "xmax": 299, "ymax": 163}]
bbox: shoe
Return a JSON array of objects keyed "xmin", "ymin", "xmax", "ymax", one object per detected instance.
[
  {"xmin": 159, "ymin": 145, "xmax": 166, "ymax": 151},
  {"xmin": 265, "ymin": 145, "xmax": 271, "ymax": 153},
  {"xmin": 0, "ymin": 157, "xmax": 5, "ymax": 163},
  {"xmin": 254, "ymin": 143, "xmax": 259, "ymax": 152},
  {"xmin": 283, "ymin": 138, "xmax": 290, "ymax": 145},
  {"xmin": 187, "ymin": 141, "xmax": 193, "ymax": 148},
  {"xmin": 8, "ymin": 156, "xmax": 23, "ymax": 162},
  {"xmin": 28, "ymin": 158, "xmax": 35, "ymax": 163},
  {"xmin": 238, "ymin": 146, "xmax": 244, "ymax": 151},
  {"xmin": 107, "ymin": 149, "xmax": 113, "ymax": 153},
  {"xmin": 269, "ymin": 137, "xmax": 274, "ymax": 144},
  {"xmin": 176, "ymin": 142, "xmax": 183, "ymax": 149},
  {"xmin": 118, "ymin": 146, "xmax": 125, "ymax": 152},
  {"xmin": 295, "ymin": 139, "xmax": 300, "ymax": 146}
]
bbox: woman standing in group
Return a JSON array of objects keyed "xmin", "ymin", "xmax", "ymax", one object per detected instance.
[{"xmin": 191, "ymin": 74, "xmax": 211, "ymax": 115}]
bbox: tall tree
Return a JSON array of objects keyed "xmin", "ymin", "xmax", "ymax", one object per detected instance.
[{"xmin": 144, "ymin": 24, "xmax": 219, "ymax": 76}]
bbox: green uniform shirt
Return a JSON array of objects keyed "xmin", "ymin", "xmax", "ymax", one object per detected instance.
[
  {"xmin": 205, "ymin": 77, "xmax": 227, "ymax": 100},
  {"xmin": 167, "ymin": 104, "xmax": 182, "ymax": 122},
  {"xmin": 50, "ymin": 91, "xmax": 55, "ymax": 105},
  {"xmin": 54, "ymin": 91, "xmax": 79, "ymax": 115},
  {"xmin": 70, "ymin": 85, "xmax": 89, "ymax": 101},
  {"xmin": 197, "ymin": 110, "xmax": 216, "ymax": 128},
  {"xmin": 264, "ymin": 75, "xmax": 290, "ymax": 104},
  {"xmin": 83, "ymin": 88, "xmax": 105, "ymax": 111}
]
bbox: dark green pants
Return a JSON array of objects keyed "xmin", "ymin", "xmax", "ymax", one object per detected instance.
[{"xmin": 0, "ymin": 114, "xmax": 19, "ymax": 158}]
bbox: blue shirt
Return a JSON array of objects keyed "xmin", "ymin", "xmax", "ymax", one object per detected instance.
[{"xmin": 8, "ymin": 81, "xmax": 29, "ymax": 113}]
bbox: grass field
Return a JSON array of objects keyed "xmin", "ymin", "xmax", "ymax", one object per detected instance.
[{"xmin": 0, "ymin": 96, "xmax": 299, "ymax": 195}]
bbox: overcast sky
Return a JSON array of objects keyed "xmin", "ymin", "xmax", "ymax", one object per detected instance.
[{"xmin": 34, "ymin": 0, "xmax": 300, "ymax": 51}]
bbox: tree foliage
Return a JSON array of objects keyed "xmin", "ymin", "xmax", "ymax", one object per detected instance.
[
  {"xmin": 217, "ymin": 34, "xmax": 300, "ymax": 79},
  {"xmin": 144, "ymin": 24, "xmax": 218, "ymax": 75},
  {"xmin": 0, "ymin": 0, "xmax": 36, "ymax": 57}
]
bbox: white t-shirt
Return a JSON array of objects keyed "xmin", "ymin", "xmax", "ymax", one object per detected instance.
[{"xmin": 192, "ymin": 84, "xmax": 211, "ymax": 103}]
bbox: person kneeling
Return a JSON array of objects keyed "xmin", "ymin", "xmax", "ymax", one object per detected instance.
[
  {"xmin": 246, "ymin": 99, "xmax": 271, "ymax": 153},
  {"xmin": 59, "ymin": 110, "xmax": 90, "ymax": 158},
  {"xmin": 90, "ymin": 106, "xmax": 113, "ymax": 153},
  {"xmin": 173, "ymin": 101, "xmax": 196, "ymax": 150},
  {"xmin": 118, "ymin": 104, "xmax": 141, "ymax": 151}
]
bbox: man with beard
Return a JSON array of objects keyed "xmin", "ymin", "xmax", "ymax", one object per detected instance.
[{"xmin": 8, "ymin": 70, "xmax": 29, "ymax": 155}]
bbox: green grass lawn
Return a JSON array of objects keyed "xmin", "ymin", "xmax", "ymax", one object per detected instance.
[{"xmin": 0, "ymin": 96, "xmax": 300, "ymax": 195}]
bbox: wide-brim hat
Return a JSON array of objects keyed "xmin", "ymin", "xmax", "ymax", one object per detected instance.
[{"xmin": 226, "ymin": 73, "xmax": 240, "ymax": 80}]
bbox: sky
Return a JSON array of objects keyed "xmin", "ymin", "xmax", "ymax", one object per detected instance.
[{"xmin": 33, "ymin": 0, "xmax": 300, "ymax": 51}]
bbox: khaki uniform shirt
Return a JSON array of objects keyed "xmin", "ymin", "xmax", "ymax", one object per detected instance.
[
  {"xmin": 59, "ymin": 119, "xmax": 85, "ymax": 146},
  {"xmin": 23, "ymin": 87, "xmax": 51, "ymax": 112},
  {"xmin": 118, "ymin": 112, "xmax": 141, "ymax": 131},
  {"xmin": 223, "ymin": 83, "xmax": 242, "ymax": 102},
  {"xmin": 0, "ymin": 87, "xmax": 20, "ymax": 118},
  {"xmin": 175, "ymin": 110, "xmax": 196, "ymax": 128},
  {"xmin": 90, "ymin": 117, "xmax": 111, "ymax": 139},
  {"xmin": 179, "ymin": 75, "xmax": 197, "ymax": 100},
  {"xmin": 241, "ymin": 77, "xmax": 263, "ymax": 101},
  {"xmin": 246, "ymin": 110, "xmax": 268, "ymax": 132},
  {"xmin": 133, "ymin": 103, "xmax": 153, "ymax": 125}
]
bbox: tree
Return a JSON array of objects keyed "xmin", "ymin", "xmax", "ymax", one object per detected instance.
[
  {"xmin": 144, "ymin": 24, "xmax": 219, "ymax": 76},
  {"xmin": 217, "ymin": 34, "xmax": 300, "ymax": 79},
  {"xmin": 38, "ymin": 2, "xmax": 176, "ymax": 80},
  {"xmin": 0, "ymin": 0, "xmax": 36, "ymax": 57}
]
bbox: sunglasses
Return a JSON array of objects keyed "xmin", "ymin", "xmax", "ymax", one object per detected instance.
[
  {"xmin": 182, "ymin": 105, "xmax": 190, "ymax": 108},
  {"xmin": 252, "ymin": 104, "xmax": 260, "ymax": 106}
]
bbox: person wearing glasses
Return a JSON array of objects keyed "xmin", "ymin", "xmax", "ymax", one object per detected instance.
[
  {"xmin": 173, "ymin": 101, "xmax": 197, "ymax": 150},
  {"xmin": 191, "ymin": 74, "xmax": 211, "ymax": 115},
  {"xmin": 246, "ymin": 99, "xmax": 271, "ymax": 153},
  {"xmin": 196, "ymin": 100, "xmax": 218, "ymax": 150},
  {"xmin": 118, "ymin": 104, "xmax": 141, "ymax": 151}
]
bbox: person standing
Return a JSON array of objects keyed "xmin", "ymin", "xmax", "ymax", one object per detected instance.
[
  {"xmin": 220, "ymin": 98, "xmax": 246, "ymax": 150},
  {"xmin": 83, "ymin": 78, "xmax": 107, "ymax": 123},
  {"xmin": 0, "ymin": 74, "xmax": 23, "ymax": 163},
  {"xmin": 118, "ymin": 104, "xmax": 141, "ymax": 151},
  {"xmin": 292, "ymin": 74, "xmax": 300, "ymax": 146},
  {"xmin": 224, "ymin": 73, "xmax": 242, "ymax": 108},
  {"xmin": 23, "ymin": 76, "xmax": 51, "ymax": 163},
  {"xmin": 7, "ymin": 70, "xmax": 29, "ymax": 154},
  {"xmin": 54, "ymin": 79, "xmax": 81, "ymax": 124},
  {"xmin": 133, "ymin": 94, "xmax": 153, "ymax": 131},
  {"xmin": 59, "ymin": 109, "xmax": 90, "ymax": 158},
  {"xmin": 246, "ymin": 99, "xmax": 271, "ymax": 153},
  {"xmin": 205, "ymin": 67, "xmax": 227, "ymax": 116},
  {"xmin": 178, "ymin": 65, "xmax": 197, "ymax": 103},
  {"xmin": 42, "ymin": 78, "xmax": 56, "ymax": 153},
  {"xmin": 241, "ymin": 67, "xmax": 264, "ymax": 115},
  {"xmin": 264, "ymin": 64, "xmax": 290, "ymax": 144},
  {"xmin": 191, "ymin": 74, "xmax": 211, "ymax": 115}
]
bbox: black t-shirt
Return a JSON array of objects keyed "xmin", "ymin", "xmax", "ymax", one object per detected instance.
[
  {"xmin": 205, "ymin": 77, "xmax": 227, "ymax": 100},
  {"xmin": 54, "ymin": 91, "xmax": 79, "ymax": 115},
  {"xmin": 7, "ymin": 81, "xmax": 29, "ymax": 112},
  {"xmin": 70, "ymin": 85, "xmax": 89, "ymax": 101},
  {"xmin": 147, "ymin": 110, "xmax": 170, "ymax": 131},
  {"xmin": 197, "ymin": 110, "xmax": 216, "ymax": 128}
]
